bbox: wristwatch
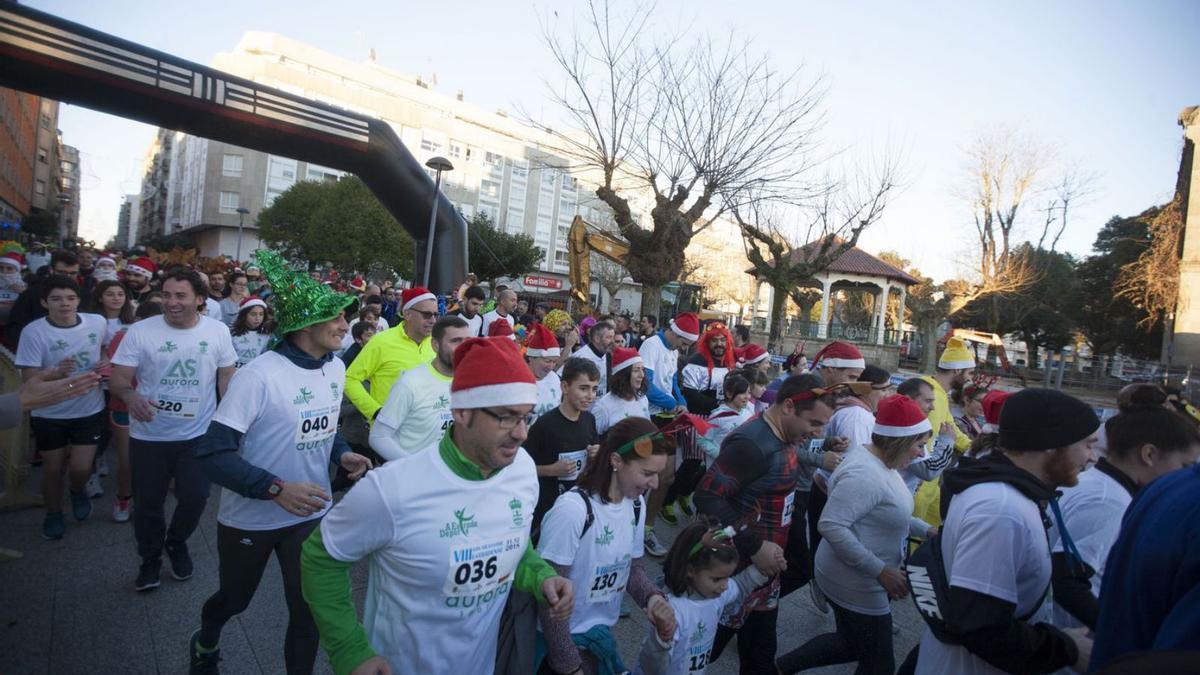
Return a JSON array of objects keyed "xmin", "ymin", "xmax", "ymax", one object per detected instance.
[{"xmin": 266, "ymin": 478, "xmax": 285, "ymax": 499}]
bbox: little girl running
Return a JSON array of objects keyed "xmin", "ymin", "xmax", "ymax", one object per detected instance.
[
  {"xmin": 696, "ymin": 373, "xmax": 753, "ymax": 460},
  {"xmin": 635, "ymin": 521, "xmax": 770, "ymax": 675}
]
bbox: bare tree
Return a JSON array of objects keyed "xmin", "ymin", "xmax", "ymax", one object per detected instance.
[
  {"xmin": 1036, "ymin": 166, "xmax": 1101, "ymax": 252},
  {"xmin": 531, "ymin": 0, "xmax": 826, "ymax": 317},
  {"xmin": 949, "ymin": 129, "xmax": 1048, "ymax": 319},
  {"xmin": 591, "ymin": 254, "xmax": 630, "ymax": 313},
  {"xmin": 1116, "ymin": 194, "xmax": 1184, "ymax": 330},
  {"xmin": 736, "ymin": 162, "xmax": 898, "ymax": 352}
]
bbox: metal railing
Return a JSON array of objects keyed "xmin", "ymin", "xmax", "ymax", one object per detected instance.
[{"xmin": 749, "ymin": 317, "xmax": 902, "ymax": 346}]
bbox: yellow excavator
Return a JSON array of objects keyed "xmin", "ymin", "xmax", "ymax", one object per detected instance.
[{"xmin": 568, "ymin": 215, "xmax": 630, "ymax": 316}]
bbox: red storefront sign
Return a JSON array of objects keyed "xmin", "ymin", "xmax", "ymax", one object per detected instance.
[{"xmin": 523, "ymin": 275, "xmax": 563, "ymax": 290}]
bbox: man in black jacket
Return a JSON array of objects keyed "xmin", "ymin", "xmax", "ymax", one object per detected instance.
[{"xmin": 914, "ymin": 388, "xmax": 1098, "ymax": 675}]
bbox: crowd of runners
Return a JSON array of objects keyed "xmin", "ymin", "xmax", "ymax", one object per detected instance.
[{"xmin": 2, "ymin": 240, "xmax": 1199, "ymax": 675}]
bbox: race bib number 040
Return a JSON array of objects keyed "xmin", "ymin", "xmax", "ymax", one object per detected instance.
[{"xmin": 295, "ymin": 404, "xmax": 339, "ymax": 445}]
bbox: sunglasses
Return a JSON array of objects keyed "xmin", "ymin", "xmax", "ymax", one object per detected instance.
[{"xmin": 408, "ymin": 309, "xmax": 439, "ymax": 321}]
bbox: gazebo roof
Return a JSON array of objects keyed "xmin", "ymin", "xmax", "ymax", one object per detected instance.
[{"xmin": 751, "ymin": 236, "xmax": 920, "ymax": 286}]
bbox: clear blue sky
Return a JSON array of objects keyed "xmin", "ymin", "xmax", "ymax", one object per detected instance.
[{"xmin": 28, "ymin": 0, "xmax": 1199, "ymax": 281}]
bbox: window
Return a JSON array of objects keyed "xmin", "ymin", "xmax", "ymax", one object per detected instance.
[
  {"xmin": 561, "ymin": 174, "xmax": 577, "ymax": 191},
  {"xmin": 480, "ymin": 179, "xmax": 501, "ymax": 199},
  {"xmin": 219, "ymin": 191, "xmax": 241, "ymax": 214},
  {"xmin": 511, "ymin": 164, "xmax": 528, "ymax": 180},
  {"xmin": 222, "ymin": 154, "xmax": 243, "ymax": 177},
  {"xmin": 306, "ymin": 164, "xmax": 344, "ymax": 182},
  {"xmin": 485, "ymin": 151, "xmax": 504, "ymax": 168},
  {"xmin": 465, "ymin": 147, "xmax": 475, "ymax": 162},
  {"xmin": 38, "ymin": 148, "xmax": 48, "ymax": 164},
  {"xmin": 554, "ymin": 250, "xmax": 569, "ymax": 267},
  {"xmin": 420, "ymin": 137, "xmax": 443, "ymax": 153},
  {"xmin": 541, "ymin": 169, "xmax": 556, "ymax": 187},
  {"xmin": 35, "ymin": 180, "xmax": 46, "ymax": 195},
  {"xmin": 40, "ymin": 114, "xmax": 51, "ymax": 130},
  {"xmin": 449, "ymin": 142, "xmax": 463, "ymax": 159}
]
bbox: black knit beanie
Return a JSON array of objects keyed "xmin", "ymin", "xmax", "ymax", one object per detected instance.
[{"xmin": 999, "ymin": 388, "xmax": 1100, "ymax": 451}]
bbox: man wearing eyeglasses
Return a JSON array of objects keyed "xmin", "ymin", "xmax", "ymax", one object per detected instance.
[
  {"xmin": 344, "ymin": 286, "xmax": 437, "ymax": 425},
  {"xmin": 302, "ymin": 337, "xmax": 574, "ymax": 675}
]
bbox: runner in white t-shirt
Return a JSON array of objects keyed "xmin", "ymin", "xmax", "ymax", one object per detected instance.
[
  {"xmin": 369, "ymin": 315, "xmax": 472, "ymax": 461},
  {"xmin": 189, "ymin": 251, "xmax": 373, "ymax": 674},
  {"xmin": 481, "ymin": 288, "xmax": 517, "ymax": 337},
  {"xmin": 301, "ymin": 337, "xmax": 573, "ymax": 675},
  {"xmin": 229, "ymin": 296, "xmax": 271, "ymax": 368},
  {"xmin": 525, "ymin": 322, "xmax": 563, "ymax": 424},
  {"xmin": 111, "ymin": 269, "xmax": 237, "ymax": 592},
  {"xmin": 915, "ymin": 388, "xmax": 1098, "ymax": 675},
  {"xmin": 537, "ymin": 416, "xmax": 676, "ymax": 675},
  {"xmin": 15, "ymin": 275, "xmax": 109, "ymax": 540},
  {"xmin": 591, "ymin": 346, "xmax": 650, "ymax": 436},
  {"xmin": 574, "ymin": 320, "xmax": 615, "ymax": 396}
]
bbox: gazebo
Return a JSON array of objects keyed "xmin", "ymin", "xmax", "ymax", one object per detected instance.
[{"xmin": 749, "ymin": 237, "xmax": 920, "ymax": 346}]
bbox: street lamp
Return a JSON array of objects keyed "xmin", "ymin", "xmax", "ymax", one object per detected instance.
[
  {"xmin": 422, "ymin": 156, "xmax": 454, "ymax": 288},
  {"xmin": 235, "ymin": 207, "xmax": 250, "ymax": 263}
]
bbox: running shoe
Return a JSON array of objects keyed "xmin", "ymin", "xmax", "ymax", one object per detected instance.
[
  {"xmin": 135, "ymin": 559, "xmax": 161, "ymax": 592},
  {"xmin": 659, "ymin": 503, "xmax": 678, "ymax": 525},
  {"xmin": 809, "ymin": 578, "xmax": 830, "ymax": 615},
  {"xmin": 42, "ymin": 512, "xmax": 65, "ymax": 540},
  {"xmin": 644, "ymin": 529, "xmax": 668, "ymax": 557},
  {"xmin": 189, "ymin": 628, "xmax": 221, "ymax": 674},
  {"xmin": 112, "ymin": 497, "xmax": 132, "ymax": 523},
  {"xmin": 677, "ymin": 495, "xmax": 695, "ymax": 517},
  {"xmin": 70, "ymin": 489, "xmax": 92, "ymax": 521},
  {"xmin": 85, "ymin": 473, "xmax": 104, "ymax": 498},
  {"xmin": 96, "ymin": 455, "xmax": 110, "ymax": 477},
  {"xmin": 166, "ymin": 541, "xmax": 193, "ymax": 581}
]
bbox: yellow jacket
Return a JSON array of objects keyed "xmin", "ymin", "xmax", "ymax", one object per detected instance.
[
  {"xmin": 912, "ymin": 375, "xmax": 971, "ymax": 528},
  {"xmin": 344, "ymin": 322, "xmax": 434, "ymax": 421}
]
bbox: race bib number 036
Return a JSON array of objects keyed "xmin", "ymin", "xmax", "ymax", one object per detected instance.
[{"xmin": 444, "ymin": 535, "xmax": 524, "ymax": 597}]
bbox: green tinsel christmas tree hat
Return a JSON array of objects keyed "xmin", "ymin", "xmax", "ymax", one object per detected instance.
[{"xmin": 254, "ymin": 249, "xmax": 355, "ymax": 342}]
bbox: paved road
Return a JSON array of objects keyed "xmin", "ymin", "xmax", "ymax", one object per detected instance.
[{"xmin": 1, "ymin": 467, "xmax": 923, "ymax": 674}]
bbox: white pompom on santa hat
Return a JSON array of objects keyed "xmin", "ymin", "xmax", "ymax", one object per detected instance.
[
  {"xmin": 813, "ymin": 341, "xmax": 865, "ymax": 370},
  {"xmin": 451, "ymin": 337, "xmax": 537, "ymax": 409},
  {"xmin": 401, "ymin": 286, "xmax": 437, "ymax": 311},
  {"xmin": 669, "ymin": 312, "xmax": 700, "ymax": 342},
  {"xmin": 525, "ymin": 323, "xmax": 560, "ymax": 358},
  {"xmin": 873, "ymin": 394, "xmax": 932, "ymax": 437},
  {"xmin": 611, "ymin": 347, "xmax": 643, "ymax": 374}
]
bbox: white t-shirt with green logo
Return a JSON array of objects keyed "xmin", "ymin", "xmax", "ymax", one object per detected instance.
[
  {"xmin": 212, "ymin": 350, "xmax": 344, "ymax": 531},
  {"xmin": 231, "ymin": 332, "xmax": 270, "ymax": 369},
  {"xmin": 532, "ymin": 371, "xmax": 561, "ymax": 424},
  {"xmin": 371, "ymin": 362, "xmax": 452, "ymax": 461},
  {"xmin": 655, "ymin": 566, "xmax": 768, "ymax": 675},
  {"xmin": 319, "ymin": 445, "xmax": 538, "ymax": 675},
  {"xmin": 15, "ymin": 313, "xmax": 108, "ymax": 419},
  {"xmin": 111, "ymin": 315, "xmax": 236, "ymax": 441},
  {"xmin": 591, "ymin": 392, "xmax": 650, "ymax": 436},
  {"xmin": 538, "ymin": 490, "xmax": 646, "ymax": 634}
]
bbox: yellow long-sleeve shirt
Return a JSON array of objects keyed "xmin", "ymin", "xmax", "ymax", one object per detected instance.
[
  {"xmin": 344, "ymin": 322, "xmax": 433, "ymax": 421},
  {"xmin": 912, "ymin": 374, "xmax": 972, "ymax": 528}
]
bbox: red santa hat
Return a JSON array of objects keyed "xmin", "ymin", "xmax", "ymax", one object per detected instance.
[
  {"xmin": 739, "ymin": 343, "xmax": 769, "ymax": 366},
  {"xmin": 873, "ymin": 394, "xmax": 932, "ymax": 437},
  {"xmin": 524, "ymin": 323, "xmax": 560, "ymax": 358},
  {"xmin": 0, "ymin": 251, "xmax": 24, "ymax": 270},
  {"xmin": 402, "ymin": 286, "xmax": 437, "ymax": 312},
  {"xmin": 611, "ymin": 347, "xmax": 643, "ymax": 374},
  {"xmin": 451, "ymin": 337, "xmax": 537, "ymax": 409},
  {"xmin": 95, "ymin": 255, "xmax": 116, "ymax": 268},
  {"xmin": 239, "ymin": 297, "xmax": 267, "ymax": 312},
  {"xmin": 488, "ymin": 318, "xmax": 516, "ymax": 340},
  {"xmin": 126, "ymin": 256, "xmax": 156, "ymax": 278},
  {"xmin": 669, "ymin": 312, "xmax": 700, "ymax": 342},
  {"xmin": 813, "ymin": 341, "xmax": 865, "ymax": 370},
  {"xmin": 981, "ymin": 390, "xmax": 1012, "ymax": 434}
]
